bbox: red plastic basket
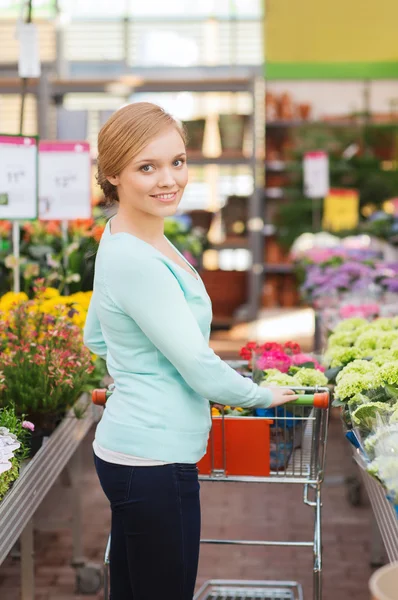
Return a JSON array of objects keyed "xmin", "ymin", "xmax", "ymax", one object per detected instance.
[{"xmin": 198, "ymin": 416, "xmax": 274, "ymax": 477}]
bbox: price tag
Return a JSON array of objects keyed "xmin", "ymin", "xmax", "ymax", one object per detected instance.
[
  {"xmin": 39, "ymin": 141, "xmax": 92, "ymax": 220},
  {"xmin": 0, "ymin": 135, "xmax": 38, "ymax": 220},
  {"xmin": 303, "ymin": 151, "xmax": 329, "ymax": 199},
  {"xmin": 322, "ymin": 188, "xmax": 359, "ymax": 232},
  {"xmin": 17, "ymin": 22, "xmax": 41, "ymax": 78}
]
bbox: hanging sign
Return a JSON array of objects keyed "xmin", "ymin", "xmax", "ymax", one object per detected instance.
[
  {"xmin": 39, "ymin": 141, "xmax": 92, "ymax": 220},
  {"xmin": 0, "ymin": 135, "xmax": 38, "ymax": 220},
  {"xmin": 17, "ymin": 22, "xmax": 41, "ymax": 78},
  {"xmin": 303, "ymin": 151, "xmax": 329, "ymax": 199},
  {"xmin": 322, "ymin": 188, "xmax": 359, "ymax": 232}
]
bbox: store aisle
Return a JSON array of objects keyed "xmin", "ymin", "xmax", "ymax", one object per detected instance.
[
  {"xmin": 0, "ymin": 310, "xmax": 374, "ymax": 600},
  {"xmin": 0, "ymin": 417, "xmax": 373, "ymax": 600}
]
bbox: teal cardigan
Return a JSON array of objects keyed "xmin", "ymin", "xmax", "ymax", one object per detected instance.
[{"xmin": 83, "ymin": 220, "xmax": 272, "ymax": 463}]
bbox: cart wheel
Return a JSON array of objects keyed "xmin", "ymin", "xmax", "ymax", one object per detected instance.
[
  {"xmin": 75, "ymin": 563, "xmax": 103, "ymax": 594},
  {"xmin": 346, "ymin": 475, "xmax": 362, "ymax": 507}
]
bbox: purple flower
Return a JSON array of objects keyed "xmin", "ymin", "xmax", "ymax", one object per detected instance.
[{"xmin": 383, "ymin": 278, "xmax": 398, "ymax": 293}]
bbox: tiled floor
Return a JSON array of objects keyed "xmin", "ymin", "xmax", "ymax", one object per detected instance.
[{"xmin": 0, "ymin": 310, "xmax": 377, "ymax": 599}]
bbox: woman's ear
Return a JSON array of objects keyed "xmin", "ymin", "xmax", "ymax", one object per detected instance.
[{"xmin": 107, "ymin": 175, "xmax": 119, "ymax": 186}]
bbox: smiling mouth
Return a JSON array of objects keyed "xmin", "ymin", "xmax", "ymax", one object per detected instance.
[{"xmin": 150, "ymin": 192, "xmax": 178, "ymax": 201}]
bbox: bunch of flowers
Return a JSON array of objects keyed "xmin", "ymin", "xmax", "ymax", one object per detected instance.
[
  {"xmin": 258, "ymin": 367, "xmax": 328, "ymax": 389},
  {"xmin": 0, "ymin": 406, "xmax": 34, "ymax": 501},
  {"xmin": 339, "ymin": 303, "xmax": 380, "ymax": 320},
  {"xmin": 291, "ymin": 246, "xmax": 378, "ymax": 265},
  {"xmin": 0, "ymin": 282, "xmax": 97, "ymax": 431},
  {"xmin": 293, "ymin": 240, "xmax": 398, "ymax": 307},
  {"xmin": 0, "ymin": 208, "xmax": 107, "ymax": 297},
  {"xmin": 365, "ymin": 419, "xmax": 398, "ymax": 505},
  {"xmin": 325, "ymin": 317, "xmax": 398, "ymax": 370},
  {"xmin": 333, "ymin": 359, "xmax": 398, "ymax": 430},
  {"xmin": 239, "ymin": 340, "xmax": 326, "ymax": 386},
  {"xmin": 0, "ymin": 287, "xmax": 92, "ymax": 329}
]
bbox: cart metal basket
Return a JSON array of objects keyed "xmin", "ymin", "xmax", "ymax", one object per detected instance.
[
  {"xmin": 194, "ymin": 579, "xmax": 304, "ymax": 600},
  {"xmin": 92, "ymin": 385, "xmax": 330, "ymax": 600},
  {"xmin": 196, "ymin": 386, "xmax": 329, "ymax": 600}
]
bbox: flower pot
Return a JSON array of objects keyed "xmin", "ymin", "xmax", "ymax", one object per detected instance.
[
  {"xmin": 218, "ymin": 114, "xmax": 248, "ymax": 156},
  {"xmin": 200, "ymin": 270, "xmax": 248, "ymax": 321},
  {"xmin": 369, "ymin": 561, "xmax": 398, "ymax": 600},
  {"xmin": 198, "ymin": 416, "xmax": 273, "ymax": 477},
  {"xmin": 182, "ymin": 119, "xmax": 206, "ymax": 155},
  {"xmin": 28, "ymin": 414, "xmax": 63, "ymax": 457}
]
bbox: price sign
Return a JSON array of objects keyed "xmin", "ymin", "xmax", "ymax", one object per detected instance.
[
  {"xmin": 39, "ymin": 141, "xmax": 92, "ymax": 220},
  {"xmin": 0, "ymin": 135, "xmax": 38, "ymax": 220},
  {"xmin": 303, "ymin": 151, "xmax": 330, "ymax": 199},
  {"xmin": 322, "ymin": 188, "xmax": 359, "ymax": 232}
]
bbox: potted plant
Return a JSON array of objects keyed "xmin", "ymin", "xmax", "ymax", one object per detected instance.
[
  {"xmin": 0, "ymin": 405, "xmax": 33, "ymax": 501},
  {"xmin": 0, "ymin": 282, "xmax": 98, "ymax": 453}
]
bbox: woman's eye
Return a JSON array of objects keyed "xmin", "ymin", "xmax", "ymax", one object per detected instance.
[
  {"xmin": 141, "ymin": 164, "xmax": 154, "ymax": 172},
  {"xmin": 173, "ymin": 159, "xmax": 185, "ymax": 167}
]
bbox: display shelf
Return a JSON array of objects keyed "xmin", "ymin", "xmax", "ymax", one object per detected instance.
[
  {"xmin": 0, "ymin": 396, "xmax": 98, "ymax": 564},
  {"xmin": 266, "ymin": 120, "xmax": 367, "ymax": 128},
  {"xmin": 265, "ymin": 187, "xmax": 284, "ymax": 199},
  {"xmin": 188, "ymin": 155, "xmax": 252, "ymax": 166},
  {"xmin": 263, "ymin": 264, "xmax": 294, "ymax": 274},
  {"xmin": 265, "ymin": 160, "xmax": 287, "ymax": 171},
  {"xmin": 0, "ymin": 67, "xmax": 265, "ymax": 322},
  {"xmin": 210, "ymin": 238, "xmax": 249, "ymax": 250}
]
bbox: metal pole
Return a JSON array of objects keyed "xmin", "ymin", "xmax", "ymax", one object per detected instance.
[
  {"xmin": 19, "ymin": 0, "xmax": 33, "ymax": 135},
  {"xmin": 37, "ymin": 68, "xmax": 50, "ymax": 139},
  {"xmin": 20, "ymin": 519, "xmax": 34, "ymax": 600},
  {"xmin": 12, "ymin": 222, "xmax": 21, "ymax": 293},
  {"xmin": 14, "ymin": 0, "xmax": 34, "ymax": 294},
  {"xmin": 247, "ymin": 76, "xmax": 265, "ymax": 321}
]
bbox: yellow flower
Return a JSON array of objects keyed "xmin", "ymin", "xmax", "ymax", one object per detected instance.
[
  {"xmin": 211, "ymin": 407, "xmax": 221, "ymax": 417},
  {"xmin": 0, "ymin": 291, "xmax": 29, "ymax": 312},
  {"xmin": 40, "ymin": 287, "xmax": 60, "ymax": 300}
]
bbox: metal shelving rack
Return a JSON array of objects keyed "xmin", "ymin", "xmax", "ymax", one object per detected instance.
[
  {"xmin": 0, "ymin": 66, "xmax": 266, "ymax": 321},
  {"xmin": 0, "ymin": 397, "xmax": 103, "ymax": 600}
]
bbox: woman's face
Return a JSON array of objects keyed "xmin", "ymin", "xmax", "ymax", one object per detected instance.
[{"xmin": 108, "ymin": 126, "xmax": 188, "ymax": 218}]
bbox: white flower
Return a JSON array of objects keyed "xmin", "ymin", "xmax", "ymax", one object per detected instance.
[
  {"xmin": 0, "ymin": 431, "xmax": 21, "ymax": 474},
  {"xmin": 65, "ymin": 273, "xmax": 81, "ymax": 283}
]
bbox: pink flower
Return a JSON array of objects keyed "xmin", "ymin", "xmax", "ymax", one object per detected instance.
[
  {"xmin": 291, "ymin": 353, "xmax": 325, "ymax": 372},
  {"xmin": 257, "ymin": 350, "xmax": 292, "ymax": 373},
  {"xmin": 22, "ymin": 420, "xmax": 35, "ymax": 432},
  {"xmin": 339, "ymin": 304, "xmax": 379, "ymax": 319}
]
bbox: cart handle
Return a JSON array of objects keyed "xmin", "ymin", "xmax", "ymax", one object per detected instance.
[
  {"xmin": 92, "ymin": 389, "xmax": 329, "ymax": 410},
  {"xmin": 289, "ymin": 392, "xmax": 329, "ymax": 409},
  {"xmin": 92, "ymin": 388, "xmax": 109, "ymax": 406}
]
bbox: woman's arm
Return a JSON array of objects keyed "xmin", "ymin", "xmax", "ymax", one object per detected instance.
[
  {"xmin": 104, "ymin": 250, "xmax": 273, "ymax": 409},
  {"xmin": 83, "ymin": 293, "xmax": 108, "ymax": 359}
]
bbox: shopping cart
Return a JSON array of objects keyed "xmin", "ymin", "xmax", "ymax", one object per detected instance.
[{"xmin": 91, "ymin": 385, "xmax": 330, "ymax": 600}]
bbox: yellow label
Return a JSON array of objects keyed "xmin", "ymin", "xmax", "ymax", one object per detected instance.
[
  {"xmin": 265, "ymin": 0, "xmax": 398, "ymax": 64},
  {"xmin": 322, "ymin": 189, "xmax": 359, "ymax": 232}
]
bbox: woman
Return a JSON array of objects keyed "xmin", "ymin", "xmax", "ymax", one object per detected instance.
[{"xmin": 84, "ymin": 102, "xmax": 297, "ymax": 600}]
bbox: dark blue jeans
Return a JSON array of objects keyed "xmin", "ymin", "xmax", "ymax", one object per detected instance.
[{"xmin": 94, "ymin": 454, "xmax": 201, "ymax": 600}]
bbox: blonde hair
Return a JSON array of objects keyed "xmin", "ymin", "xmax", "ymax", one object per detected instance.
[{"xmin": 97, "ymin": 102, "xmax": 186, "ymax": 204}]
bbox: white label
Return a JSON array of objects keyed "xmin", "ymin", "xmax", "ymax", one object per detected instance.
[
  {"xmin": 39, "ymin": 144, "xmax": 92, "ymax": 220},
  {"xmin": 17, "ymin": 23, "xmax": 41, "ymax": 78},
  {"xmin": 0, "ymin": 138, "xmax": 38, "ymax": 219},
  {"xmin": 303, "ymin": 151, "xmax": 329, "ymax": 199}
]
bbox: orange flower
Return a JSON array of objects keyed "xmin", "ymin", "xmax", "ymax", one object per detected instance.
[
  {"xmin": 0, "ymin": 221, "xmax": 11, "ymax": 237},
  {"xmin": 92, "ymin": 224, "xmax": 105, "ymax": 243},
  {"xmin": 45, "ymin": 221, "xmax": 62, "ymax": 236},
  {"xmin": 69, "ymin": 218, "xmax": 95, "ymax": 237},
  {"xmin": 22, "ymin": 222, "xmax": 34, "ymax": 242}
]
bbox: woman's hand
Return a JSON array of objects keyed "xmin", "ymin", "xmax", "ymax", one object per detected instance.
[{"xmin": 265, "ymin": 386, "xmax": 298, "ymax": 408}]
